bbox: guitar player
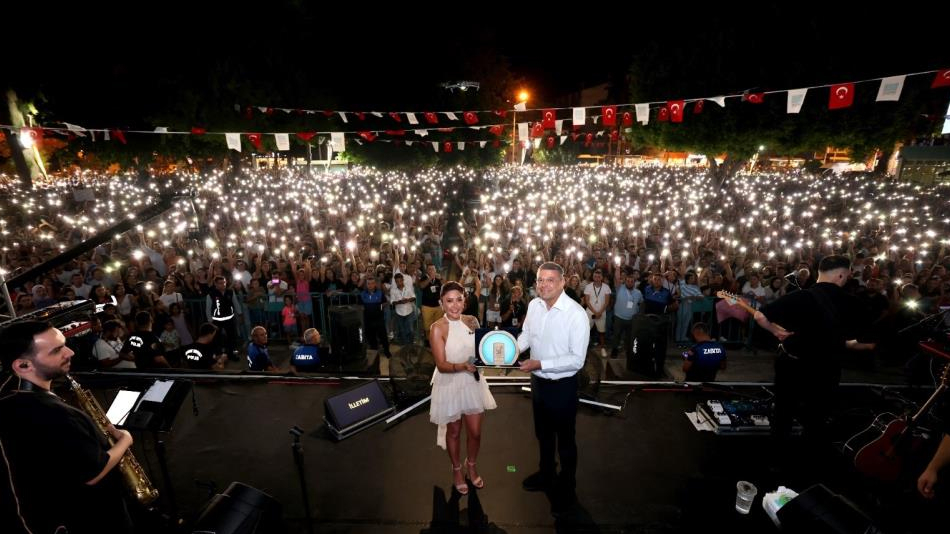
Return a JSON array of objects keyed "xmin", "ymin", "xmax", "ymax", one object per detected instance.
[
  {"xmin": 752, "ymin": 255, "xmax": 876, "ymax": 474},
  {"xmin": 919, "ymin": 425, "xmax": 950, "ymax": 499}
]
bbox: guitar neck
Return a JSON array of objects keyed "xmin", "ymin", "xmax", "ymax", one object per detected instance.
[{"xmin": 717, "ymin": 291, "xmax": 758, "ymax": 315}]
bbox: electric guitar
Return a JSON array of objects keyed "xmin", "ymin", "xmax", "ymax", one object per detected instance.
[
  {"xmin": 716, "ymin": 290, "xmax": 759, "ymax": 315},
  {"xmin": 850, "ymin": 364, "xmax": 950, "ymax": 482}
]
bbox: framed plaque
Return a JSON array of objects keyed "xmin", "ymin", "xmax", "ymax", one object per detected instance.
[{"xmin": 476, "ymin": 328, "xmax": 519, "ymax": 366}]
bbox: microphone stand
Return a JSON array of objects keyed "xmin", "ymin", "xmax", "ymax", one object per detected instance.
[{"xmin": 289, "ymin": 426, "xmax": 315, "ymax": 534}]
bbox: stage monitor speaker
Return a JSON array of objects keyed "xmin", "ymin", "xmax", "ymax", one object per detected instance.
[
  {"xmin": 192, "ymin": 481, "xmax": 282, "ymax": 534},
  {"xmin": 328, "ymin": 305, "xmax": 366, "ymax": 363},
  {"xmin": 777, "ymin": 484, "xmax": 881, "ymax": 534},
  {"xmin": 324, "ymin": 379, "xmax": 394, "ymax": 440}
]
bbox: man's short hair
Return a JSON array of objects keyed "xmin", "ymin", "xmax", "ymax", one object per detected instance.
[
  {"xmin": 819, "ymin": 255, "xmax": 851, "ymax": 273},
  {"xmin": 198, "ymin": 323, "xmax": 218, "ymax": 338},
  {"xmin": 537, "ymin": 262, "xmax": 564, "ymax": 278},
  {"xmin": 393, "ymin": 272, "xmax": 404, "ymax": 280},
  {"xmin": 213, "ymin": 276, "xmax": 226, "ymax": 284},
  {"xmin": 303, "ymin": 328, "xmax": 319, "ymax": 344},
  {"xmin": 0, "ymin": 321, "xmax": 53, "ymax": 372},
  {"xmin": 102, "ymin": 320, "xmax": 122, "ymax": 335},
  {"xmin": 135, "ymin": 310, "xmax": 152, "ymax": 329}
]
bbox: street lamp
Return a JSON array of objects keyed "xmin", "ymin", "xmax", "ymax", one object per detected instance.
[{"xmin": 511, "ymin": 90, "xmax": 529, "ymax": 164}]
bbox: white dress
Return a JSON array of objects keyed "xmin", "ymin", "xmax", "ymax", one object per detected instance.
[{"xmin": 429, "ymin": 318, "xmax": 497, "ymax": 425}]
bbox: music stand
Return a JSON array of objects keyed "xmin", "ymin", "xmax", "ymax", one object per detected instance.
[{"xmin": 120, "ymin": 379, "xmax": 193, "ymax": 514}]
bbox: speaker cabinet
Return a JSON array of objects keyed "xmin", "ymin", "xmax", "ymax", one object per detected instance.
[
  {"xmin": 328, "ymin": 305, "xmax": 365, "ymax": 363},
  {"xmin": 323, "ymin": 379, "xmax": 394, "ymax": 440}
]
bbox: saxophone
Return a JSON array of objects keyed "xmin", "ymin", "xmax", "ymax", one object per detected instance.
[{"xmin": 66, "ymin": 374, "xmax": 160, "ymax": 505}]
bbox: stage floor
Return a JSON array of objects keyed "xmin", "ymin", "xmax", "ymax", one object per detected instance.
[{"xmin": 88, "ymin": 377, "xmax": 947, "ymax": 534}]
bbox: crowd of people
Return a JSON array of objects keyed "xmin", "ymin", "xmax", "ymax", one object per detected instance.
[
  {"xmin": 0, "ymin": 165, "xmax": 946, "ymax": 375},
  {"xmin": 3, "ymin": 164, "xmax": 950, "ymax": 527}
]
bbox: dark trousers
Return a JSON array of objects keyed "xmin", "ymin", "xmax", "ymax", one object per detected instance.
[
  {"xmin": 364, "ymin": 316, "xmax": 390, "ymax": 355},
  {"xmin": 610, "ymin": 315, "xmax": 634, "ymax": 357},
  {"xmin": 772, "ymin": 352, "xmax": 837, "ymax": 446},
  {"xmin": 531, "ymin": 373, "xmax": 579, "ymax": 487},
  {"xmin": 213, "ymin": 317, "xmax": 239, "ymax": 355}
]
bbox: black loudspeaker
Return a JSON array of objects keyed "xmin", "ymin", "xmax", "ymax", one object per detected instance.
[
  {"xmin": 323, "ymin": 379, "xmax": 394, "ymax": 440},
  {"xmin": 192, "ymin": 482, "xmax": 282, "ymax": 534},
  {"xmin": 389, "ymin": 344, "xmax": 435, "ymax": 405},
  {"xmin": 328, "ymin": 305, "xmax": 366, "ymax": 363},
  {"xmin": 629, "ymin": 314, "xmax": 663, "ymax": 374},
  {"xmin": 777, "ymin": 484, "xmax": 881, "ymax": 534}
]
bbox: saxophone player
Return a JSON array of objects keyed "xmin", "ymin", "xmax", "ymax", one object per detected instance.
[{"xmin": 0, "ymin": 321, "xmax": 133, "ymax": 533}]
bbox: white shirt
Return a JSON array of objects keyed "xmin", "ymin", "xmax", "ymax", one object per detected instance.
[
  {"xmin": 583, "ymin": 282, "xmax": 611, "ymax": 312},
  {"xmin": 517, "ymin": 290, "xmax": 590, "ymax": 380},
  {"xmin": 93, "ymin": 338, "xmax": 136, "ymax": 369},
  {"xmin": 389, "ymin": 283, "xmax": 415, "ymax": 317}
]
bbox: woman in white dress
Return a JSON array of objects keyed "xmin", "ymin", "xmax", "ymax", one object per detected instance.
[{"xmin": 429, "ymin": 281, "xmax": 496, "ymax": 495}]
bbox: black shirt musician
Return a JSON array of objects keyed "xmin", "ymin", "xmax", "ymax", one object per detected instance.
[
  {"xmin": 0, "ymin": 321, "xmax": 133, "ymax": 533},
  {"xmin": 754, "ymin": 255, "xmax": 875, "ymax": 447}
]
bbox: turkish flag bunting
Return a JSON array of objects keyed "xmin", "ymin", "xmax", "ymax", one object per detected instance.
[
  {"xmin": 21, "ymin": 128, "xmax": 42, "ymax": 142},
  {"xmin": 744, "ymin": 92, "xmax": 765, "ymax": 104},
  {"xmin": 322, "ymin": 110, "xmax": 334, "ymax": 117},
  {"xmin": 437, "ymin": 128, "xmax": 454, "ymax": 133},
  {"xmin": 531, "ymin": 122, "xmax": 545, "ymax": 138},
  {"xmin": 584, "ymin": 133, "xmax": 593, "ymax": 147},
  {"xmin": 246, "ymin": 133, "xmax": 263, "ymax": 150},
  {"xmin": 190, "ymin": 127, "xmax": 206, "ymax": 136},
  {"xmin": 384, "ymin": 130, "xmax": 406, "ymax": 136},
  {"xmin": 355, "ymin": 112, "xmax": 366, "ymax": 121},
  {"xmin": 609, "ymin": 129, "xmax": 619, "ymax": 142},
  {"xmin": 493, "ymin": 109, "xmax": 508, "ymax": 118},
  {"xmin": 541, "ymin": 109, "xmax": 556, "ymax": 129},
  {"xmin": 264, "ymin": 108, "xmax": 275, "ymax": 116},
  {"xmin": 828, "ymin": 83, "xmax": 855, "ymax": 109},
  {"xmin": 443, "ymin": 142, "xmax": 452, "ymax": 153},
  {"xmin": 546, "ymin": 136, "xmax": 555, "ymax": 149},
  {"xmin": 294, "ymin": 109, "xmax": 305, "ymax": 116},
  {"xmin": 296, "ymin": 132, "xmax": 317, "ymax": 142},
  {"xmin": 389, "ymin": 112, "xmax": 402, "ymax": 123},
  {"xmin": 492, "ymin": 139, "xmax": 500, "ymax": 148},
  {"xmin": 694, "ymin": 100, "xmax": 704, "ymax": 114},
  {"xmin": 602, "ymin": 106, "xmax": 617, "ymax": 126},
  {"xmin": 358, "ymin": 131, "xmax": 376, "ymax": 142},
  {"xmin": 622, "ymin": 111, "xmax": 633, "ymax": 126},
  {"xmin": 570, "ymin": 132, "xmax": 579, "ymax": 141},
  {"xmin": 488, "ymin": 125, "xmax": 504, "ymax": 136},
  {"xmin": 667, "ymin": 100, "xmax": 685, "ymax": 123},
  {"xmin": 110, "ymin": 130, "xmax": 126, "ymax": 144},
  {"xmin": 931, "ymin": 69, "xmax": 950, "ymax": 88},
  {"xmin": 244, "ymin": 106, "xmax": 254, "ymax": 120},
  {"xmin": 424, "ymin": 112, "xmax": 439, "ymax": 124},
  {"xmin": 657, "ymin": 107, "xmax": 670, "ymax": 122},
  {"xmin": 463, "ymin": 112, "xmax": 479, "ymax": 125}
]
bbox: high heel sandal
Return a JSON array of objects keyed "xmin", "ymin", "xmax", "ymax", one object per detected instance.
[
  {"xmin": 452, "ymin": 464, "xmax": 469, "ymax": 495},
  {"xmin": 465, "ymin": 458, "xmax": 485, "ymax": 489}
]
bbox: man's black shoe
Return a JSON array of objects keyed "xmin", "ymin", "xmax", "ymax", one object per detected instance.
[{"xmin": 522, "ymin": 471, "xmax": 554, "ymax": 492}]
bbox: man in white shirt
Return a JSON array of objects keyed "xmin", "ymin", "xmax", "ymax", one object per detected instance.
[
  {"xmin": 389, "ymin": 273, "xmax": 416, "ymax": 345},
  {"xmin": 517, "ymin": 262, "xmax": 590, "ymax": 511},
  {"xmin": 582, "ymin": 269, "xmax": 611, "ymax": 351}
]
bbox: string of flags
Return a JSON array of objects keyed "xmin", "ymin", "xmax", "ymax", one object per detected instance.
[{"xmin": 3, "ymin": 68, "xmax": 948, "ymax": 153}]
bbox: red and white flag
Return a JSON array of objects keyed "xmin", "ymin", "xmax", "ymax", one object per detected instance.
[
  {"xmin": 463, "ymin": 112, "xmax": 479, "ymax": 125},
  {"xmin": 541, "ymin": 109, "xmax": 556, "ymax": 129},
  {"xmin": 667, "ymin": 100, "xmax": 685, "ymax": 123},
  {"xmin": 931, "ymin": 69, "xmax": 950, "ymax": 88},
  {"xmin": 246, "ymin": 133, "xmax": 263, "ymax": 151},
  {"xmin": 601, "ymin": 106, "xmax": 617, "ymax": 126},
  {"xmin": 828, "ymin": 83, "xmax": 854, "ymax": 110}
]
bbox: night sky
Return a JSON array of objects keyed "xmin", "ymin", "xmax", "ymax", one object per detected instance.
[{"xmin": 7, "ymin": 3, "xmax": 948, "ymax": 127}]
